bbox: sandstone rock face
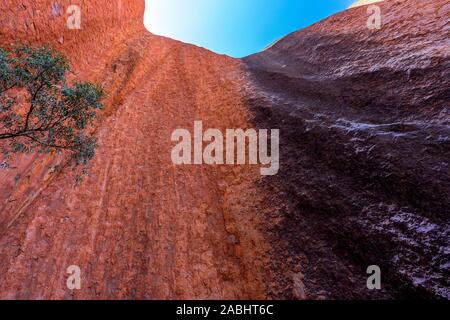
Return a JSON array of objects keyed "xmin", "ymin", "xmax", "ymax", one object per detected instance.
[
  {"xmin": 0, "ymin": 0, "xmax": 448, "ymax": 299},
  {"xmin": 0, "ymin": 0, "xmax": 267, "ymax": 300},
  {"xmin": 243, "ymin": 0, "xmax": 450, "ymax": 299},
  {"xmin": 350, "ymin": 0, "xmax": 385, "ymax": 8}
]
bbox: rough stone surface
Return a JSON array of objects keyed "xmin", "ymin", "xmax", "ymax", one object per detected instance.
[
  {"xmin": 350, "ymin": 0, "xmax": 385, "ymax": 8},
  {"xmin": 243, "ymin": 0, "xmax": 449, "ymax": 299},
  {"xmin": 0, "ymin": 0, "xmax": 448, "ymax": 299}
]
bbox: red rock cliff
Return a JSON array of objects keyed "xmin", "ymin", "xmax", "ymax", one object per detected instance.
[{"xmin": 0, "ymin": 0, "xmax": 448, "ymax": 299}]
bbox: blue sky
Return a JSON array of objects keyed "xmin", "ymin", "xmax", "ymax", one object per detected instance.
[{"xmin": 144, "ymin": 0, "xmax": 354, "ymax": 57}]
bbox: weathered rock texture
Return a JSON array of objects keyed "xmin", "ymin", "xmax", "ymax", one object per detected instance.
[
  {"xmin": 0, "ymin": 0, "xmax": 448, "ymax": 299},
  {"xmin": 243, "ymin": 0, "xmax": 449, "ymax": 299},
  {"xmin": 350, "ymin": 0, "xmax": 385, "ymax": 9}
]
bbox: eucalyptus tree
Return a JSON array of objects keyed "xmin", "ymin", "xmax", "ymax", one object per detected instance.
[{"xmin": 0, "ymin": 45, "xmax": 104, "ymax": 167}]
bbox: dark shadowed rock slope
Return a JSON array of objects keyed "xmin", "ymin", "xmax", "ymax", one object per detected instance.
[
  {"xmin": 0, "ymin": 0, "xmax": 448, "ymax": 299},
  {"xmin": 242, "ymin": 0, "xmax": 449, "ymax": 299}
]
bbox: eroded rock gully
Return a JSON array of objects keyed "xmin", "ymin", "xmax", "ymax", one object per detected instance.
[{"xmin": 0, "ymin": 0, "xmax": 448, "ymax": 299}]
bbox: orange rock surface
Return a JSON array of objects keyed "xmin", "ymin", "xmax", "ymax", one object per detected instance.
[
  {"xmin": 0, "ymin": 0, "xmax": 448, "ymax": 299},
  {"xmin": 1, "ymin": 0, "xmax": 268, "ymax": 300}
]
